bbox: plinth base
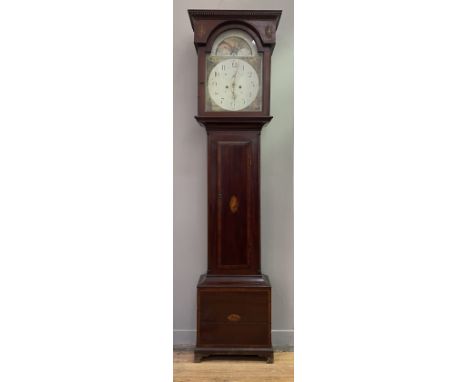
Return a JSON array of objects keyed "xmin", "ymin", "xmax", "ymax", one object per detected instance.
[{"xmin": 195, "ymin": 274, "xmax": 273, "ymax": 363}]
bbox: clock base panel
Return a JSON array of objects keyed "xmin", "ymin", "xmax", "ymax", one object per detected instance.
[{"xmin": 196, "ymin": 274, "xmax": 273, "ymax": 363}]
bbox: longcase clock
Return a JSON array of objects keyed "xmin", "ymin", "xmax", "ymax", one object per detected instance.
[{"xmin": 188, "ymin": 9, "xmax": 282, "ymax": 363}]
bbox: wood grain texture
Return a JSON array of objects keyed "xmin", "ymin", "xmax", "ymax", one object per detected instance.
[
  {"xmin": 207, "ymin": 131, "xmax": 260, "ymax": 275},
  {"xmin": 196, "ymin": 286, "xmax": 271, "ymax": 352},
  {"xmin": 173, "ymin": 351, "xmax": 293, "ymax": 382},
  {"xmin": 216, "ymin": 139, "xmax": 251, "ymax": 268}
]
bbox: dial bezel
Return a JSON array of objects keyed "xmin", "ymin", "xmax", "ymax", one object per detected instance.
[{"xmin": 205, "ymin": 54, "xmax": 263, "ymax": 112}]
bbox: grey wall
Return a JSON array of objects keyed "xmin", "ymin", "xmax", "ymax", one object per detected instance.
[{"xmin": 173, "ymin": 0, "xmax": 294, "ymax": 347}]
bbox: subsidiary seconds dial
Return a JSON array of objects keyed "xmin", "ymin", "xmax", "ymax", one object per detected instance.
[{"xmin": 208, "ymin": 58, "xmax": 259, "ymax": 111}]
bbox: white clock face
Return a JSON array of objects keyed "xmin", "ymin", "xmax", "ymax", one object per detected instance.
[{"xmin": 207, "ymin": 58, "xmax": 259, "ymax": 111}]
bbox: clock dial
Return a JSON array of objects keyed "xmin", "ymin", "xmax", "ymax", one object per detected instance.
[
  {"xmin": 205, "ymin": 29, "xmax": 262, "ymax": 112},
  {"xmin": 207, "ymin": 59, "xmax": 259, "ymax": 111}
]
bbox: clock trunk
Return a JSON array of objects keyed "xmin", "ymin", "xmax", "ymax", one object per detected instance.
[{"xmin": 207, "ymin": 130, "xmax": 260, "ymax": 275}]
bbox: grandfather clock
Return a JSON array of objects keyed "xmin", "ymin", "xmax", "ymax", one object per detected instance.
[{"xmin": 188, "ymin": 9, "xmax": 281, "ymax": 363}]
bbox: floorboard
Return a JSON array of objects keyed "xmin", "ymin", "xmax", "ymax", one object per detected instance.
[{"xmin": 173, "ymin": 351, "xmax": 294, "ymax": 382}]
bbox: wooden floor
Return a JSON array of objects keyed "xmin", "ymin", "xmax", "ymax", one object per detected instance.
[{"xmin": 173, "ymin": 351, "xmax": 293, "ymax": 382}]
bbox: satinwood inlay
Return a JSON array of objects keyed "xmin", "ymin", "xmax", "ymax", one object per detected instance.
[{"xmin": 229, "ymin": 195, "xmax": 239, "ymax": 213}]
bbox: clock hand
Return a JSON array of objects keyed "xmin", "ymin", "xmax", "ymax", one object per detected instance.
[
  {"xmin": 231, "ymin": 65, "xmax": 238, "ymax": 82},
  {"xmin": 231, "ymin": 66, "xmax": 239, "ymax": 101},
  {"xmin": 231, "ymin": 80, "xmax": 236, "ymax": 101}
]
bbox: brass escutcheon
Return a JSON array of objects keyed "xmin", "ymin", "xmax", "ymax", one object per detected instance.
[{"xmin": 227, "ymin": 313, "xmax": 241, "ymax": 322}]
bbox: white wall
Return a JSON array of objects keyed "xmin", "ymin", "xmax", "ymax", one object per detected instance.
[{"xmin": 173, "ymin": 0, "xmax": 294, "ymax": 347}]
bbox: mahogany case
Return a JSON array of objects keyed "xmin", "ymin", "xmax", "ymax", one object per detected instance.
[{"xmin": 188, "ymin": 9, "xmax": 282, "ymax": 363}]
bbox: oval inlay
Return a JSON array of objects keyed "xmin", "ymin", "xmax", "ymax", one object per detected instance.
[
  {"xmin": 229, "ymin": 195, "xmax": 239, "ymax": 213},
  {"xmin": 227, "ymin": 313, "xmax": 241, "ymax": 322}
]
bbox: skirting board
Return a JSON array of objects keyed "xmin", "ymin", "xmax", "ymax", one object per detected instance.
[{"xmin": 173, "ymin": 329, "xmax": 294, "ymax": 349}]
